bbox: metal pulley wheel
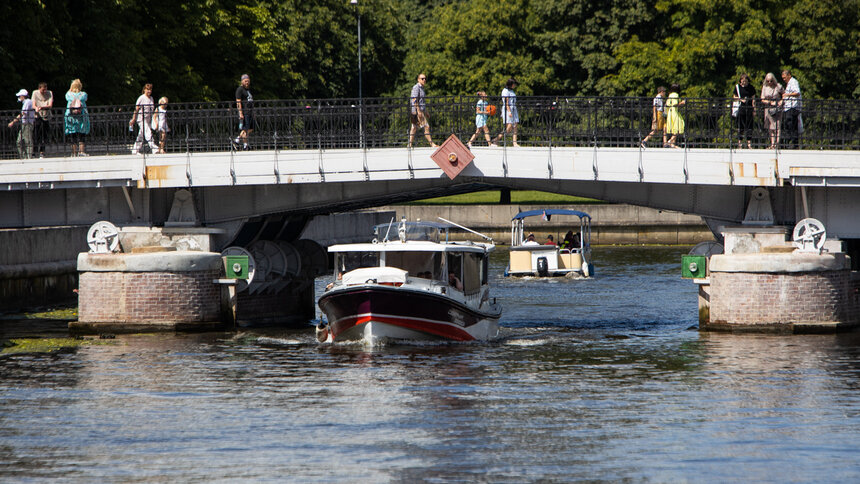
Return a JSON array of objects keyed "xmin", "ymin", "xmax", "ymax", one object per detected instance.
[
  {"xmin": 792, "ymin": 218, "xmax": 826, "ymax": 252},
  {"xmin": 221, "ymin": 246, "xmax": 256, "ymax": 292},
  {"xmin": 87, "ymin": 221, "xmax": 120, "ymax": 253},
  {"xmin": 249, "ymin": 240, "xmax": 290, "ymax": 293}
]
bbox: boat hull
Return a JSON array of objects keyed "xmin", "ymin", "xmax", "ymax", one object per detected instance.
[{"xmin": 318, "ymin": 285, "xmax": 500, "ymax": 342}]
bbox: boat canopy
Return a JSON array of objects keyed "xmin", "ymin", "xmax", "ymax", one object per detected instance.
[{"xmin": 512, "ymin": 209, "xmax": 591, "ymax": 221}]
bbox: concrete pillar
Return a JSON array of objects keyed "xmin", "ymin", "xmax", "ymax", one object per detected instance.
[{"xmin": 73, "ymin": 251, "xmax": 225, "ymax": 334}]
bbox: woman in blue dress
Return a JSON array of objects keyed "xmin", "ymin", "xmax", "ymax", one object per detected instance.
[
  {"xmin": 467, "ymin": 91, "xmax": 495, "ymax": 148},
  {"xmin": 64, "ymin": 78, "xmax": 91, "ymax": 156}
]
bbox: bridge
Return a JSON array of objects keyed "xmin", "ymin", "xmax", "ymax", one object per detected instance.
[{"xmin": 2, "ymin": 95, "xmax": 860, "ymax": 247}]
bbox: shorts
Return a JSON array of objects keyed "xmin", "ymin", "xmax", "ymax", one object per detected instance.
[
  {"xmin": 651, "ymin": 111, "xmax": 665, "ymax": 131},
  {"xmin": 239, "ymin": 115, "xmax": 256, "ymax": 131},
  {"xmin": 410, "ymin": 112, "xmax": 427, "ymax": 128}
]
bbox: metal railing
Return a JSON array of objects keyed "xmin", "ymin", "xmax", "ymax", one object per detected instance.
[{"xmin": 2, "ymin": 96, "xmax": 859, "ymax": 159}]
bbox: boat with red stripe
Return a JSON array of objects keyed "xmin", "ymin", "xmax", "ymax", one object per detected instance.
[{"xmin": 317, "ymin": 218, "xmax": 501, "ymax": 344}]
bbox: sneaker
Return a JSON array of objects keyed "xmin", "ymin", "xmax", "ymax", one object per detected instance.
[
  {"xmin": 489, "ymin": 143, "xmax": 498, "ymax": 147},
  {"xmin": 39, "ymin": 153, "xmax": 44, "ymax": 159},
  {"xmin": 242, "ymin": 144, "xmax": 250, "ymax": 151},
  {"xmin": 467, "ymin": 142, "xmax": 472, "ymax": 149},
  {"xmin": 78, "ymin": 152, "xmax": 89, "ymax": 157},
  {"xmin": 639, "ymin": 142, "xmax": 647, "ymax": 149}
]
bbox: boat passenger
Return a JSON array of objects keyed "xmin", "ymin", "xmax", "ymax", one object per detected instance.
[
  {"xmin": 522, "ymin": 233, "xmax": 540, "ymax": 246},
  {"xmin": 560, "ymin": 230, "xmax": 580, "ymax": 250},
  {"xmin": 544, "ymin": 235, "xmax": 557, "ymax": 246},
  {"xmin": 448, "ymin": 272, "xmax": 463, "ymax": 291}
]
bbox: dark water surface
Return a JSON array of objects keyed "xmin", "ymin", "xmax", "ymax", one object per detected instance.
[{"xmin": 2, "ymin": 247, "xmax": 860, "ymax": 482}]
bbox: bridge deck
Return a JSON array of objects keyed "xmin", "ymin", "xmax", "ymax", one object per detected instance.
[{"xmin": 2, "ymin": 146, "xmax": 858, "ymax": 190}]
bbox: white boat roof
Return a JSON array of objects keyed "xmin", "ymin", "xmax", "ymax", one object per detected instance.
[{"xmin": 328, "ymin": 240, "xmax": 493, "ymax": 253}]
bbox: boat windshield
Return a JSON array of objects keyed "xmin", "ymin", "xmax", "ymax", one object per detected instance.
[
  {"xmin": 373, "ymin": 222, "xmax": 444, "ymax": 243},
  {"xmin": 385, "ymin": 251, "xmax": 443, "ymax": 280},
  {"xmin": 336, "ymin": 251, "xmax": 380, "ymax": 274}
]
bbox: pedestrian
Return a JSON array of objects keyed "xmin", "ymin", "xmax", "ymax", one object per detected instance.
[
  {"xmin": 152, "ymin": 96, "xmax": 169, "ymax": 154},
  {"xmin": 760, "ymin": 73, "xmax": 784, "ymax": 149},
  {"xmin": 8, "ymin": 89, "xmax": 35, "ymax": 159},
  {"xmin": 408, "ymin": 73, "xmax": 437, "ymax": 148},
  {"xmin": 467, "ymin": 91, "xmax": 495, "ymax": 148},
  {"xmin": 234, "ymin": 74, "xmax": 254, "ymax": 150},
  {"xmin": 493, "ymin": 78, "xmax": 519, "ymax": 147},
  {"xmin": 129, "ymin": 83, "xmax": 159, "ymax": 155},
  {"xmin": 64, "ymin": 79, "xmax": 90, "ymax": 156},
  {"xmin": 544, "ymin": 234, "xmax": 556, "ymax": 246},
  {"xmin": 640, "ymin": 86, "xmax": 667, "ymax": 148},
  {"xmin": 781, "ymin": 70, "xmax": 802, "ymax": 149},
  {"xmin": 733, "ymin": 74, "xmax": 756, "ymax": 149},
  {"xmin": 32, "ymin": 82, "xmax": 53, "ymax": 158},
  {"xmin": 665, "ymin": 83, "xmax": 685, "ymax": 149}
]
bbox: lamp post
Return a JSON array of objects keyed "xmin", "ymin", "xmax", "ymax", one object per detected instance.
[{"xmin": 350, "ymin": 0, "xmax": 364, "ymax": 147}]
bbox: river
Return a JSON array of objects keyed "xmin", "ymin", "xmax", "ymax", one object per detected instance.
[{"xmin": 1, "ymin": 247, "xmax": 859, "ymax": 482}]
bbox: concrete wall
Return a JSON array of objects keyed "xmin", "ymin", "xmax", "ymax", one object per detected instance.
[{"xmin": 377, "ymin": 204, "xmax": 712, "ymax": 245}]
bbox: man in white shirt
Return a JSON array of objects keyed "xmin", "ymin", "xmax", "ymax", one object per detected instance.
[{"xmin": 781, "ymin": 70, "xmax": 802, "ymax": 149}]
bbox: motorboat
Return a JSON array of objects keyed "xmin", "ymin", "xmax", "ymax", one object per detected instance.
[
  {"xmin": 506, "ymin": 209, "xmax": 594, "ymax": 277},
  {"xmin": 317, "ymin": 218, "xmax": 502, "ymax": 343}
]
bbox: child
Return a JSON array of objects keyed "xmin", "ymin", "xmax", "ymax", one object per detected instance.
[
  {"xmin": 152, "ymin": 96, "xmax": 170, "ymax": 154},
  {"xmin": 640, "ymin": 86, "xmax": 666, "ymax": 148},
  {"xmin": 467, "ymin": 91, "xmax": 496, "ymax": 148}
]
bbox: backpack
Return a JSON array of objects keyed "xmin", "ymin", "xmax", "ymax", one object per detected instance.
[{"xmin": 69, "ymin": 94, "xmax": 82, "ymax": 115}]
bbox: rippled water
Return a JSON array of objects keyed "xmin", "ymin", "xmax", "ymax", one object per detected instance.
[{"xmin": 2, "ymin": 247, "xmax": 860, "ymax": 482}]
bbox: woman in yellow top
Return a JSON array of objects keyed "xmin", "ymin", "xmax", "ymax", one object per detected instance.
[{"xmin": 665, "ymin": 83, "xmax": 685, "ymax": 148}]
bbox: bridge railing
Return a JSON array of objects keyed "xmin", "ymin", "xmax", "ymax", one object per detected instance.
[{"xmin": 1, "ymin": 96, "xmax": 859, "ymax": 159}]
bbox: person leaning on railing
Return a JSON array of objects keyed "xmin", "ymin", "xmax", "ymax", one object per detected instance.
[{"xmin": 8, "ymin": 89, "xmax": 35, "ymax": 159}]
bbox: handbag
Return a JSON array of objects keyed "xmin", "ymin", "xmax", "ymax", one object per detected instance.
[{"xmin": 731, "ymin": 85, "xmax": 740, "ymax": 117}]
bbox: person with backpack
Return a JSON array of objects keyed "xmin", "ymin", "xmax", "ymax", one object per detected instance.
[{"xmin": 64, "ymin": 79, "xmax": 90, "ymax": 156}]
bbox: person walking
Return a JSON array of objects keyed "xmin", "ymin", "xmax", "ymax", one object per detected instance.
[
  {"xmin": 640, "ymin": 86, "xmax": 667, "ymax": 148},
  {"xmin": 733, "ymin": 74, "xmax": 756, "ymax": 149},
  {"xmin": 665, "ymin": 83, "xmax": 686, "ymax": 149},
  {"xmin": 129, "ymin": 83, "xmax": 159, "ymax": 155},
  {"xmin": 493, "ymin": 78, "xmax": 520, "ymax": 147},
  {"xmin": 781, "ymin": 70, "xmax": 802, "ymax": 149},
  {"xmin": 64, "ymin": 79, "xmax": 90, "ymax": 156},
  {"xmin": 8, "ymin": 89, "xmax": 35, "ymax": 159},
  {"xmin": 467, "ymin": 91, "xmax": 495, "ymax": 148},
  {"xmin": 152, "ymin": 96, "xmax": 170, "ymax": 154},
  {"xmin": 32, "ymin": 82, "xmax": 53, "ymax": 158},
  {"xmin": 760, "ymin": 73, "xmax": 784, "ymax": 149},
  {"xmin": 408, "ymin": 73, "xmax": 437, "ymax": 148},
  {"xmin": 234, "ymin": 74, "xmax": 254, "ymax": 150}
]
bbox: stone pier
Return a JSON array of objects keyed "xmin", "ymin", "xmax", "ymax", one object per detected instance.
[{"xmin": 699, "ymin": 227, "xmax": 860, "ymax": 333}]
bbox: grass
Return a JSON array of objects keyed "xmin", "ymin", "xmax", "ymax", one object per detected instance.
[
  {"xmin": 410, "ymin": 190, "xmax": 604, "ymax": 205},
  {"xmin": 1, "ymin": 337, "xmax": 114, "ymax": 355}
]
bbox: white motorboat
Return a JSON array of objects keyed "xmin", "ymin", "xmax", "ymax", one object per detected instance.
[
  {"xmin": 506, "ymin": 209, "xmax": 594, "ymax": 277},
  {"xmin": 317, "ymin": 218, "xmax": 502, "ymax": 343}
]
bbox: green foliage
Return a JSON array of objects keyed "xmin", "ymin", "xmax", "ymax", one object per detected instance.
[{"xmin": 1, "ymin": 0, "xmax": 856, "ymax": 109}]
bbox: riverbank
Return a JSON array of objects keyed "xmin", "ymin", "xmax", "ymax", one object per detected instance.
[{"xmin": 375, "ymin": 204, "xmax": 713, "ymax": 245}]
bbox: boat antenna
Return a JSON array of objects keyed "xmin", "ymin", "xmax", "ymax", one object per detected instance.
[
  {"xmin": 382, "ymin": 217, "xmax": 395, "ymax": 242},
  {"xmin": 437, "ymin": 217, "xmax": 493, "ymax": 243}
]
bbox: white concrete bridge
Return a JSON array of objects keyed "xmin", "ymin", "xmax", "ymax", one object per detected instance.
[{"xmin": 2, "ymin": 145, "xmax": 860, "ymax": 246}]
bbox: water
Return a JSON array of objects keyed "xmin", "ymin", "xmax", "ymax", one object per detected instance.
[{"xmin": 2, "ymin": 247, "xmax": 860, "ymax": 482}]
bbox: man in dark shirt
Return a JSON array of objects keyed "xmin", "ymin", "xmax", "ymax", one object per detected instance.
[{"xmin": 234, "ymin": 74, "xmax": 254, "ymax": 150}]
